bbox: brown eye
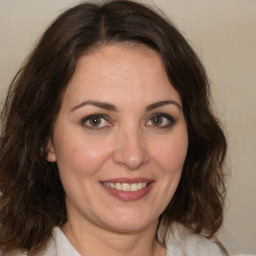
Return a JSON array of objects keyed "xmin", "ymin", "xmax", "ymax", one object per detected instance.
[
  {"xmin": 151, "ymin": 116, "xmax": 163, "ymax": 126},
  {"xmin": 82, "ymin": 114, "xmax": 111, "ymax": 130},
  {"xmin": 146, "ymin": 113, "xmax": 175, "ymax": 128},
  {"xmin": 89, "ymin": 117, "xmax": 102, "ymax": 127}
]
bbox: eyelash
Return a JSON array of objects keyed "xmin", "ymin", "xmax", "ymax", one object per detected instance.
[
  {"xmin": 81, "ymin": 114, "xmax": 111, "ymax": 130},
  {"xmin": 81, "ymin": 113, "xmax": 176, "ymax": 130},
  {"xmin": 146, "ymin": 113, "xmax": 176, "ymax": 129}
]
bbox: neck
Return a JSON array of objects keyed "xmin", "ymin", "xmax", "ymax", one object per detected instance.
[{"xmin": 62, "ymin": 215, "xmax": 166, "ymax": 256}]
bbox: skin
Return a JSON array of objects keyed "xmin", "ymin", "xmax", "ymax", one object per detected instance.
[{"xmin": 46, "ymin": 44, "xmax": 188, "ymax": 256}]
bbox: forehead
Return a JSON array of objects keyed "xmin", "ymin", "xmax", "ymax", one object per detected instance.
[
  {"xmin": 76, "ymin": 44, "xmax": 165, "ymax": 78},
  {"xmin": 62, "ymin": 44, "xmax": 181, "ymax": 109}
]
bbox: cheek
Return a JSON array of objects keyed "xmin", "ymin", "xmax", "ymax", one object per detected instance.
[
  {"xmin": 153, "ymin": 133, "xmax": 188, "ymax": 175},
  {"xmin": 54, "ymin": 134, "xmax": 113, "ymax": 177}
]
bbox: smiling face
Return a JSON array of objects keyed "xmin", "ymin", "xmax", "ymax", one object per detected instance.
[{"xmin": 46, "ymin": 44, "xmax": 188, "ymax": 233}]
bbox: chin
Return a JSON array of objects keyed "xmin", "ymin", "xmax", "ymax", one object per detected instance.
[{"xmin": 99, "ymin": 211, "xmax": 159, "ymax": 234}]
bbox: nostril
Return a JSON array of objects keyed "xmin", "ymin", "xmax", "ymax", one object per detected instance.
[{"xmin": 112, "ymin": 131, "xmax": 150, "ymax": 170}]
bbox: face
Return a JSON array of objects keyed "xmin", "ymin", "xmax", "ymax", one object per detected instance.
[{"xmin": 47, "ymin": 44, "xmax": 188, "ymax": 233}]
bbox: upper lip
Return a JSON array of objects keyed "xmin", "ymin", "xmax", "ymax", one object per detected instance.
[{"xmin": 100, "ymin": 178, "xmax": 154, "ymax": 184}]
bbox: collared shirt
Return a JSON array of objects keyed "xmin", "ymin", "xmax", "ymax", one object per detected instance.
[
  {"xmin": 3, "ymin": 223, "xmax": 226, "ymax": 255},
  {"xmin": 40, "ymin": 223, "xmax": 225, "ymax": 256}
]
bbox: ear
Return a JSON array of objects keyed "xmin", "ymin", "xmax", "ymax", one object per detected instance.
[{"xmin": 45, "ymin": 138, "xmax": 56, "ymax": 162}]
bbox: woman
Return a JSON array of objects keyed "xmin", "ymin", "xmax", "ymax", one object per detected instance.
[{"xmin": 0, "ymin": 0, "xmax": 228, "ymax": 255}]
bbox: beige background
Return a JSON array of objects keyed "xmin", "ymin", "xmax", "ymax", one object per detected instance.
[{"xmin": 0, "ymin": 0, "xmax": 255, "ymax": 254}]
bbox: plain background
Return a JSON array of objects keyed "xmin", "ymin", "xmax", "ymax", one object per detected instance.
[{"xmin": 0, "ymin": 0, "xmax": 255, "ymax": 254}]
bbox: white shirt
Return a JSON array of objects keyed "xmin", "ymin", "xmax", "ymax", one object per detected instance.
[
  {"xmin": 4, "ymin": 223, "xmax": 255, "ymax": 255},
  {"xmin": 39, "ymin": 223, "xmax": 225, "ymax": 256}
]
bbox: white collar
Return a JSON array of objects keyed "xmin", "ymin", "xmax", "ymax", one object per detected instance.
[{"xmin": 44, "ymin": 223, "xmax": 224, "ymax": 256}]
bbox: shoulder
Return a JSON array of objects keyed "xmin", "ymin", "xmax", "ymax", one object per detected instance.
[
  {"xmin": 41, "ymin": 227, "xmax": 80, "ymax": 256},
  {"xmin": 0, "ymin": 234, "xmax": 56, "ymax": 256},
  {"xmin": 0, "ymin": 227, "xmax": 79, "ymax": 256},
  {"xmin": 0, "ymin": 250, "xmax": 27, "ymax": 256},
  {"xmin": 165, "ymin": 223, "xmax": 225, "ymax": 256}
]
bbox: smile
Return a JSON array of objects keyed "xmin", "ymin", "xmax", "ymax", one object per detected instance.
[
  {"xmin": 102, "ymin": 182, "xmax": 148, "ymax": 192},
  {"xmin": 100, "ymin": 178, "xmax": 154, "ymax": 201}
]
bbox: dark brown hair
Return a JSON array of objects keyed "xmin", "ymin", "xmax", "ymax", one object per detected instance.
[{"xmin": 0, "ymin": 0, "xmax": 227, "ymax": 255}]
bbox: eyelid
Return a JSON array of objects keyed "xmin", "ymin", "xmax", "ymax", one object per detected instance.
[
  {"xmin": 80, "ymin": 112, "xmax": 176, "ymax": 130},
  {"xmin": 81, "ymin": 114, "xmax": 112, "ymax": 130},
  {"xmin": 146, "ymin": 113, "xmax": 176, "ymax": 128}
]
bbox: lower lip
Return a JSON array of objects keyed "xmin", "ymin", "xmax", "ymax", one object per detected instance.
[{"xmin": 101, "ymin": 182, "xmax": 154, "ymax": 202}]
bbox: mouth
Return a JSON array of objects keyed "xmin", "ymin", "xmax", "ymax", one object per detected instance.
[
  {"xmin": 102, "ymin": 182, "xmax": 148, "ymax": 192},
  {"xmin": 100, "ymin": 178, "xmax": 154, "ymax": 201}
]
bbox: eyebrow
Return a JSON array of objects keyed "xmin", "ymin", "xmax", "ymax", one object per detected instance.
[
  {"xmin": 71, "ymin": 100, "xmax": 181, "ymax": 112},
  {"xmin": 71, "ymin": 101, "xmax": 118, "ymax": 112},
  {"xmin": 145, "ymin": 100, "xmax": 181, "ymax": 111}
]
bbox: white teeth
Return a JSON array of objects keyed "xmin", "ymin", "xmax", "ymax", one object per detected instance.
[
  {"xmin": 130, "ymin": 183, "xmax": 138, "ymax": 191},
  {"xmin": 103, "ymin": 182, "xmax": 148, "ymax": 192},
  {"xmin": 122, "ymin": 183, "xmax": 130, "ymax": 191},
  {"xmin": 115, "ymin": 183, "xmax": 122, "ymax": 190}
]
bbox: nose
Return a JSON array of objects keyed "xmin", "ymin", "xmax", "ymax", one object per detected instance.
[{"xmin": 112, "ymin": 127, "xmax": 149, "ymax": 170}]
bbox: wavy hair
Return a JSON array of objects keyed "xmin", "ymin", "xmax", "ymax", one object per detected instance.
[{"xmin": 0, "ymin": 0, "xmax": 227, "ymax": 255}]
